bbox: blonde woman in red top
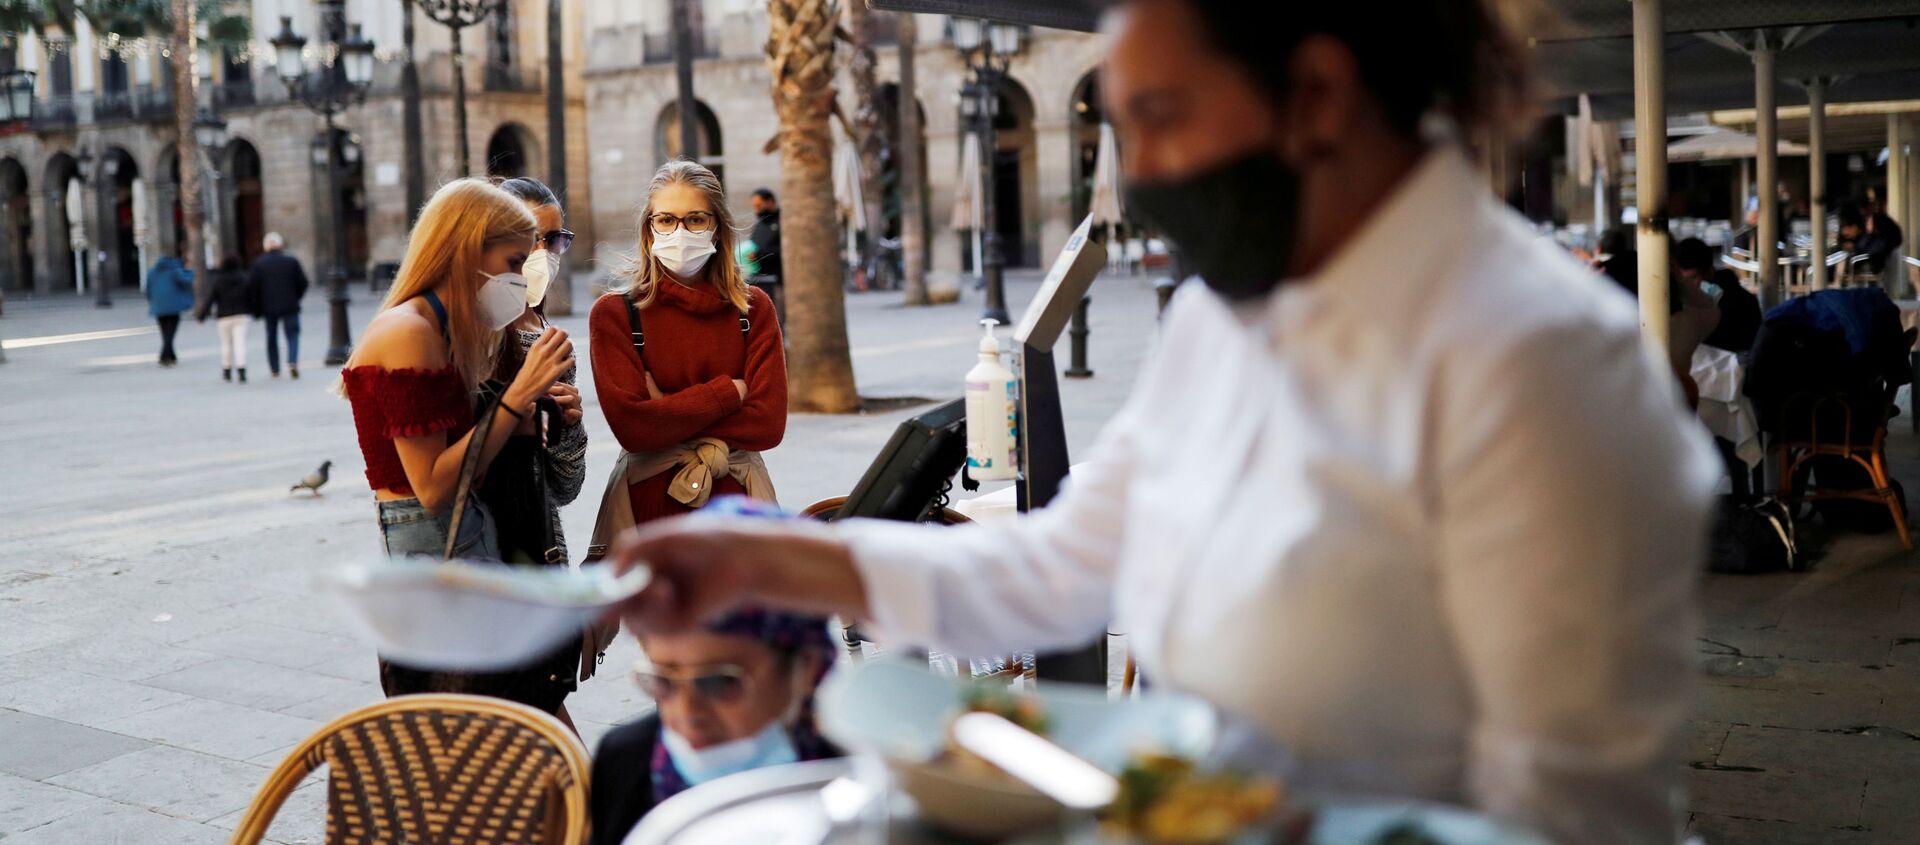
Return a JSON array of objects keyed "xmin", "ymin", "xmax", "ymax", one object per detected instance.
[
  {"xmin": 587, "ymin": 160, "xmax": 787, "ymax": 551},
  {"xmin": 340, "ymin": 177, "xmax": 576, "ymax": 700}
]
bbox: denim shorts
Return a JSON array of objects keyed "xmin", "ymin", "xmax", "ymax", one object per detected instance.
[{"xmin": 377, "ymin": 496, "xmax": 499, "ymax": 560}]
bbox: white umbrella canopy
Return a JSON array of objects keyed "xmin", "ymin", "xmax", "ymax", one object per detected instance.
[
  {"xmin": 131, "ymin": 178, "xmax": 150, "ymax": 286},
  {"xmin": 949, "ymin": 132, "xmax": 983, "ymax": 232},
  {"xmin": 1088, "ymin": 122, "xmax": 1123, "ymax": 227},
  {"xmin": 832, "ymin": 141, "xmax": 867, "ymax": 231},
  {"xmin": 951, "ymin": 132, "xmax": 984, "ymax": 275},
  {"xmin": 64, "ymin": 178, "xmax": 86, "ymax": 250},
  {"xmin": 1668, "ymin": 127, "xmax": 1809, "ymax": 163}
]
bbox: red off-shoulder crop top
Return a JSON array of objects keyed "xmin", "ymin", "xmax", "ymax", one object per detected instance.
[{"xmin": 339, "ymin": 366, "xmax": 473, "ymax": 495}]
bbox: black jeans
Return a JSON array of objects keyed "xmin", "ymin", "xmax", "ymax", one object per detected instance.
[{"xmin": 156, "ymin": 315, "xmax": 181, "ymax": 363}]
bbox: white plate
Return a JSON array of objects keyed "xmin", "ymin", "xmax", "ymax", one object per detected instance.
[
  {"xmin": 815, "ymin": 660, "xmax": 1217, "ymax": 839},
  {"xmin": 317, "ymin": 557, "xmax": 649, "ymax": 671}
]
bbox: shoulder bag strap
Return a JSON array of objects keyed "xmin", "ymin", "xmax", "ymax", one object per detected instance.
[
  {"xmin": 626, "ymin": 294, "xmax": 646, "ymax": 360},
  {"xmin": 442, "ymin": 395, "xmax": 498, "ymax": 561}
]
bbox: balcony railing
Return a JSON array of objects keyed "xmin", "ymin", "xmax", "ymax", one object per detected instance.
[
  {"xmin": 642, "ymin": 28, "xmax": 721, "ymax": 64},
  {"xmin": 210, "ymin": 81, "xmax": 255, "ymax": 110},
  {"xmin": 31, "ymin": 95, "xmax": 76, "ymax": 129},
  {"xmin": 481, "ymin": 62, "xmax": 541, "ymax": 93},
  {"xmin": 92, "ymin": 85, "xmax": 173, "ymax": 123}
]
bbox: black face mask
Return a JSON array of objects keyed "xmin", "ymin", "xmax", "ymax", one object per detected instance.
[{"xmin": 1124, "ymin": 149, "xmax": 1302, "ymax": 302}]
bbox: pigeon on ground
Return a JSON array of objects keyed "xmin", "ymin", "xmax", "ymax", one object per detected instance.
[{"xmin": 291, "ymin": 460, "xmax": 332, "ymax": 495}]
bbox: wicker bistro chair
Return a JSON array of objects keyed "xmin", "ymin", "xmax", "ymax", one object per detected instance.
[
  {"xmin": 1773, "ymin": 387, "xmax": 1915, "ymax": 551},
  {"xmin": 228, "ymin": 694, "xmax": 592, "ymax": 845}
]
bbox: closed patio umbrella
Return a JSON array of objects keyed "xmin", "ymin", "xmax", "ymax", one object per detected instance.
[{"xmin": 951, "ymin": 132, "xmax": 984, "ymax": 275}]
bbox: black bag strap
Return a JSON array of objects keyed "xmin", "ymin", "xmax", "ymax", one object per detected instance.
[
  {"xmin": 625, "ymin": 294, "xmax": 750, "ymax": 363},
  {"xmin": 443, "ymin": 393, "xmax": 498, "ymax": 561}
]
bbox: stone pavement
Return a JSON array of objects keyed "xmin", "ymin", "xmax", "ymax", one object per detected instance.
[
  {"xmin": 0, "ymin": 269, "xmax": 1159, "ymax": 843},
  {"xmin": 1680, "ymin": 436, "xmax": 1920, "ymax": 845},
  {"xmin": 6, "ymin": 270, "xmax": 1920, "ymax": 844}
]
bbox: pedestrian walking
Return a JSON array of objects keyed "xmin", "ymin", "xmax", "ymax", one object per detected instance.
[
  {"xmin": 586, "ymin": 161, "xmax": 787, "ymax": 556},
  {"xmin": 339, "ymin": 177, "xmax": 574, "ymax": 708},
  {"xmin": 195, "ymin": 256, "xmax": 259, "ymax": 382},
  {"xmin": 144, "ymin": 250, "xmax": 194, "ymax": 367},
  {"xmin": 747, "ymin": 188, "xmax": 781, "ymax": 286},
  {"xmin": 251, "ymin": 232, "xmax": 309, "ymax": 379},
  {"xmin": 609, "ymin": 2, "xmax": 1719, "ymax": 843}
]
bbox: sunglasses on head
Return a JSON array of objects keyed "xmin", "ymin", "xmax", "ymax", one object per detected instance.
[
  {"xmin": 632, "ymin": 663, "xmax": 749, "ymax": 703},
  {"xmin": 539, "ymin": 229, "xmax": 575, "ymax": 255}
]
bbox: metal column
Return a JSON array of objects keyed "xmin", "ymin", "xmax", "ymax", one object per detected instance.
[
  {"xmin": 1755, "ymin": 37, "xmax": 1780, "ymax": 305},
  {"xmin": 1808, "ymin": 79, "xmax": 1828, "ymax": 290},
  {"xmin": 1632, "ymin": 0, "xmax": 1668, "ymax": 351},
  {"xmin": 1889, "ymin": 115, "xmax": 1906, "ymax": 278}
]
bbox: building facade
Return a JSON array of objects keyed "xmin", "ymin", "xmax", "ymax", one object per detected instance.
[
  {"xmin": 579, "ymin": 2, "xmax": 1106, "ymax": 280},
  {"xmin": 0, "ymin": 0, "xmax": 593, "ymax": 313},
  {"xmin": 0, "ymin": 0, "xmax": 1108, "ymax": 314}
]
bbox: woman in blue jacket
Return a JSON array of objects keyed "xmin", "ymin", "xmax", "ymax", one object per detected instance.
[{"xmin": 145, "ymin": 252, "xmax": 196, "ymax": 367}]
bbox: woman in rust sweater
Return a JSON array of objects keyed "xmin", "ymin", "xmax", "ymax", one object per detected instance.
[{"xmin": 587, "ymin": 160, "xmax": 787, "ymax": 552}]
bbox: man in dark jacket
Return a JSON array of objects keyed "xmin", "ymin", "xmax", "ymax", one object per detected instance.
[
  {"xmin": 748, "ymin": 188, "xmax": 781, "ymax": 285},
  {"xmin": 250, "ymin": 232, "xmax": 309, "ymax": 379}
]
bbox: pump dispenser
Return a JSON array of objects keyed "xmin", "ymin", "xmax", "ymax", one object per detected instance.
[{"xmin": 965, "ymin": 319, "xmax": 1019, "ymax": 481}]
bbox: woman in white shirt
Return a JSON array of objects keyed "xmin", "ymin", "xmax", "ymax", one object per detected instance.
[{"xmin": 609, "ymin": 1, "xmax": 1719, "ymax": 842}]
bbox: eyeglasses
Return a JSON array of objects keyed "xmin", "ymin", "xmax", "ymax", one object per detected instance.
[
  {"xmin": 539, "ymin": 229, "xmax": 575, "ymax": 255},
  {"xmin": 650, "ymin": 211, "xmax": 716, "ymax": 235},
  {"xmin": 632, "ymin": 663, "xmax": 749, "ymax": 703}
]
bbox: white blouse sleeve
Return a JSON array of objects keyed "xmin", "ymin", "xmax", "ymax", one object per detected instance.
[
  {"xmin": 837, "ymin": 413, "xmax": 1137, "ymax": 660},
  {"xmin": 1432, "ymin": 320, "xmax": 1719, "ymax": 844}
]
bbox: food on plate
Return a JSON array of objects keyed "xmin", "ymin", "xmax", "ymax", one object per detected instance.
[
  {"xmin": 943, "ymin": 684, "xmax": 1053, "ymax": 782},
  {"xmin": 963, "ymin": 684, "xmax": 1051, "ymax": 734},
  {"xmin": 1102, "ymin": 753, "xmax": 1283, "ymax": 845}
]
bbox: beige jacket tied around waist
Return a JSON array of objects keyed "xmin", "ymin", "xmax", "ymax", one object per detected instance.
[{"xmin": 584, "ymin": 438, "xmax": 777, "ymax": 560}]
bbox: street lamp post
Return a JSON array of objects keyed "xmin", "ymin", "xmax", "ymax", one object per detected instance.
[
  {"xmin": 950, "ymin": 18, "xmax": 1025, "ymax": 327},
  {"xmin": 92, "ymin": 151, "xmax": 116, "ymax": 309},
  {"xmin": 417, "ymin": 0, "xmax": 501, "ymax": 176},
  {"xmin": 271, "ymin": 4, "xmax": 376, "ymax": 367},
  {"xmin": 0, "ymin": 68, "xmax": 33, "ymax": 361}
]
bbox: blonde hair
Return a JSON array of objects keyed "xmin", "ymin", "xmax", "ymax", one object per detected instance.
[
  {"xmin": 350, "ymin": 178, "xmax": 537, "ymax": 391},
  {"xmin": 613, "ymin": 160, "xmax": 751, "ymax": 313}
]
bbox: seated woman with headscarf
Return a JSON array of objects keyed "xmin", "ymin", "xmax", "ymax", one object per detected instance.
[{"xmin": 589, "ymin": 606, "xmax": 841, "ymax": 844}]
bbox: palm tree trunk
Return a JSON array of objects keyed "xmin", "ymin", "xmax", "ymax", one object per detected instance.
[
  {"xmin": 846, "ymin": 1, "xmax": 888, "ymax": 289},
  {"xmin": 401, "ymin": 0, "xmax": 426, "ymax": 227},
  {"xmin": 896, "ymin": 13, "xmax": 929, "ymax": 305},
  {"xmin": 171, "ymin": 0, "xmax": 204, "ymax": 302},
  {"xmin": 768, "ymin": 0, "xmax": 859, "ymax": 413}
]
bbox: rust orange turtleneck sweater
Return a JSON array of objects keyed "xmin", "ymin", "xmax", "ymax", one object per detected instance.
[{"xmin": 588, "ymin": 279, "xmax": 787, "ymax": 524}]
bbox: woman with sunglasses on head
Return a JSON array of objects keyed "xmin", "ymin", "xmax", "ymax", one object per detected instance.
[
  {"xmin": 432, "ymin": 175, "xmax": 592, "ymax": 722},
  {"xmin": 585, "ymin": 160, "xmax": 787, "ymax": 555},
  {"xmin": 339, "ymin": 177, "xmax": 575, "ymax": 703},
  {"xmin": 588, "ymin": 605, "xmax": 839, "ymax": 845}
]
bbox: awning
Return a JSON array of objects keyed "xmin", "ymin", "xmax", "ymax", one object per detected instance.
[
  {"xmin": 1667, "ymin": 126, "xmax": 1808, "ymax": 163},
  {"xmin": 1532, "ymin": 1, "xmax": 1920, "ymax": 119},
  {"xmin": 867, "ymin": 0, "xmax": 1099, "ymax": 32}
]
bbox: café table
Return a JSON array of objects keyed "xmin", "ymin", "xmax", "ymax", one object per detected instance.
[{"xmin": 626, "ymin": 757, "xmax": 1551, "ymax": 845}]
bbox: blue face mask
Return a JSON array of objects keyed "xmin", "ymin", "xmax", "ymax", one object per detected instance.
[
  {"xmin": 661, "ymin": 719, "xmax": 798, "ymax": 786},
  {"xmin": 1700, "ymin": 281, "xmax": 1725, "ymax": 304}
]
